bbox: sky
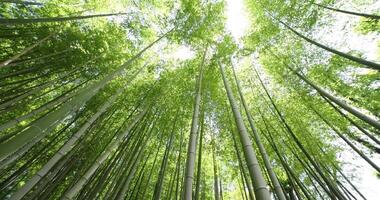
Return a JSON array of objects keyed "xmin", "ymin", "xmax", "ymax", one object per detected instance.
[
  {"xmin": 166, "ymin": 0, "xmax": 250, "ymax": 61},
  {"xmin": 225, "ymin": 0, "xmax": 249, "ymax": 40}
]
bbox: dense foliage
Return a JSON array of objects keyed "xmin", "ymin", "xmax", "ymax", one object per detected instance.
[{"xmin": 0, "ymin": 0, "xmax": 379, "ymax": 199}]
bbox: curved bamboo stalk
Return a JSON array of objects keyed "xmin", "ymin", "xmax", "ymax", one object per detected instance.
[
  {"xmin": 291, "ymin": 69, "xmax": 380, "ymax": 130},
  {"xmin": 267, "ymin": 50, "xmax": 380, "ymax": 130},
  {"xmin": 276, "ymin": 18, "xmax": 380, "ymax": 71},
  {"xmin": 322, "ymin": 96, "xmax": 380, "ymax": 144},
  {"xmin": 313, "ymin": 3, "xmax": 380, "ymax": 20}
]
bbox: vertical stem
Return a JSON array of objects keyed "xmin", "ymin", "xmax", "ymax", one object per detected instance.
[
  {"xmin": 183, "ymin": 47, "xmax": 207, "ymax": 200},
  {"xmin": 219, "ymin": 62, "xmax": 271, "ymax": 200},
  {"xmin": 232, "ymin": 64, "xmax": 286, "ymax": 200}
]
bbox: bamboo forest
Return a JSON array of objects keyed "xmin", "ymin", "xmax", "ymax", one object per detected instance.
[{"xmin": 1, "ymin": 0, "xmax": 380, "ymax": 199}]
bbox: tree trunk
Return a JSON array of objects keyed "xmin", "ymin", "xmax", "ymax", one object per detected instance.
[
  {"xmin": 141, "ymin": 139, "xmax": 163, "ymax": 199},
  {"xmin": 286, "ymin": 139, "xmax": 335, "ymax": 199},
  {"xmin": 86, "ymin": 132, "xmax": 137, "ymax": 200},
  {"xmin": 322, "ymin": 96, "xmax": 380, "ymax": 144},
  {"xmin": 0, "ymin": 33, "xmax": 54, "ymax": 67},
  {"xmin": 0, "ymin": 69, "xmax": 77, "ymax": 110},
  {"xmin": 194, "ymin": 112, "xmax": 204, "ymax": 200},
  {"xmin": 333, "ymin": 165, "xmax": 367, "ymax": 200},
  {"xmin": 0, "ymin": 81, "xmax": 84, "ymax": 132},
  {"xmin": 4, "ymin": 49, "xmax": 70, "ymax": 68},
  {"xmin": 153, "ymin": 120, "xmax": 176, "ymax": 200},
  {"xmin": 219, "ymin": 62, "xmax": 271, "ymax": 200},
  {"xmin": 116, "ymin": 132, "xmax": 151, "ymax": 200},
  {"xmin": 232, "ymin": 130, "xmax": 255, "ymax": 200},
  {"xmin": 232, "ymin": 64, "xmax": 286, "ymax": 200},
  {"xmin": 175, "ymin": 130, "xmax": 184, "ymax": 200},
  {"xmin": 107, "ymin": 116, "xmax": 152, "ymax": 200},
  {"xmin": 61, "ymin": 108, "xmax": 147, "ymax": 199},
  {"xmin": 0, "ymin": 31, "xmax": 169, "ymax": 164},
  {"xmin": 310, "ymin": 105, "xmax": 380, "ymax": 173},
  {"xmin": 219, "ymin": 178, "xmax": 224, "ymax": 200},
  {"xmin": 313, "ymin": 3, "xmax": 380, "ymax": 20},
  {"xmin": 0, "ymin": 115, "xmax": 77, "ymax": 193},
  {"xmin": 212, "ymin": 140, "xmax": 220, "ymax": 200},
  {"xmin": 277, "ymin": 19, "xmax": 380, "ymax": 71},
  {"xmin": 183, "ymin": 47, "xmax": 207, "ymax": 200},
  {"xmin": 238, "ymin": 174, "xmax": 248, "ymax": 200},
  {"xmin": 255, "ymin": 70, "xmax": 347, "ymax": 200},
  {"xmin": 265, "ymin": 132, "xmax": 314, "ymax": 200},
  {"xmin": 0, "ymin": 13, "xmax": 128, "ymax": 25},
  {"xmin": 288, "ymin": 67, "xmax": 380, "ymax": 130},
  {"xmin": 9, "ymin": 78, "xmax": 140, "ymax": 200}
]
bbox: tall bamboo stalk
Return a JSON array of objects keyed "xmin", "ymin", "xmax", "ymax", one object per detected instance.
[
  {"xmin": 183, "ymin": 47, "xmax": 207, "ymax": 200},
  {"xmin": 219, "ymin": 62, "xmax": 271, "ymax": 200}
]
